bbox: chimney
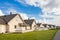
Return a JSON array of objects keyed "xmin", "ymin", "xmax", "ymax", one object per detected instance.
[{"xmin": 10, "ymin": 12, "xmax": 12, "ymax": 15}]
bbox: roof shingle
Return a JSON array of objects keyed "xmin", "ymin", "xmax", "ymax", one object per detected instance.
[
  {"xmin": 0, "ymin": 14, "xmax": 17, "ymax": 24},
  {"xmin": 36, "ymin": 23, "xmax": 41, "ymax": 27},
  {"xmin": 24, "ymin": 19, "xmax": 35, "ymax": 27}
]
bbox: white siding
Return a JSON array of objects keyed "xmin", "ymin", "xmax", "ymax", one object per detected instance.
[
  {"xmin": 0, "ymin": 25, "xmax": 6, "ymax": 33},
  {"xmin": 32, "ymin": 21, "xmax": 36, "ymax": 30},
  {"xmin": 27, "ymin": 27, "xmax": 30, "ymax": 30},
  {"xmin": 15, "ymin": 27, "xmax": 25, "ymax": 32},
  {"xmin": 8, "ymin": 15, "xmax": 23, "ymax": 32}
]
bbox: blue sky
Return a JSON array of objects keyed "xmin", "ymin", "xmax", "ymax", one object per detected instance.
[
  {"xmin": 0, "ymin": 0, "xmax": 60, "ymax": 26},
  {"xmin": 0, "ymin": 0, "xmax": 42, "ymax": 18}
]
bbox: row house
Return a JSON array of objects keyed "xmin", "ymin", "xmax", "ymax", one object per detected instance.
[
  {"xmin": 36, "ymin": 23, "xmax": 56, "ymax": 30},
  {"xmin": 0, "ymin": 12, "xmax": 56, "ymax": 33}
]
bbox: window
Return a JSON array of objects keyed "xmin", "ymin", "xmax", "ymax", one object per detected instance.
[{"xmin": 15, "ymin": 25, "xmax": 17, "ymax": 29}]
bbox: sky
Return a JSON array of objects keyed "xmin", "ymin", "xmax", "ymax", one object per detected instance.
[{"xmin": 0, "ymin": 0, "xmax": 60, "ymax": 26}]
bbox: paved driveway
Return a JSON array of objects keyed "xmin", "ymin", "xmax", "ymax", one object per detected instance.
[{"xmin": 53, "ymin": 30, "xmax": 60, "ymax": 40}]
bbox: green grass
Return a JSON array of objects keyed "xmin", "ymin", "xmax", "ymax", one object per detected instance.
[{"xmin": 0, "ymin": 30, "xmax": 57, "ymax": 40}]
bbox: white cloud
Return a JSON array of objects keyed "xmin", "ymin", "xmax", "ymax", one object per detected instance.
[
  {"xmin": 39, "ymin": 0, "xmax": 60, "ymax": 25},
  {"xmin": 6, "ymin": 8, "xmax": 18, "ymax": 14},
  {"xmin": 15, "ymin": 0, "xmax": 25, "ymax": 4},
  {"xmin": 19, "ymin": 13, "xmax": 28, "ymax": 20},
  {"xmin": 10, "ymin": 0, "xmax": 60, "ymax": 25},
  {"xmin": 15, "ymin": 0, "xmax": 60, "ymax": 25},
  {"xmin": 30, "ymin": 17, "xmax": 36, "ymax": 19},
  {"xmin": 7, "ymin": 8, "xmax": 28, "ymax": 20},
  {"xmin": 30, "ymin": 17, "xmax": 38, "ymax": 22},
  {"xmin": 0, "ymin": 10, "xmax": 4, "ymax": 16}
]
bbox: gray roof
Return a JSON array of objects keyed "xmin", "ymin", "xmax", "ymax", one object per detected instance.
[
  {"xmin": 42, "ymin": 24, "xmax": 56, "ymax": 27},
  {"xmin": 0, "ymin": 14, "xmax": 19, "ymax": 24},
  {"xmin": 0, "ymin": 18, "xmax": 6, "ymax": 24},
  {"xmin": 48, "ymin": 24, "xmax": 55, "ymax": 27},
  {"xmin": 48, "ymin": 24, "xmax": 52, "ymax": 27},
  {"xmin": 36, "ymin": 23, "xmax": 41, "ymax": 27},
  {"xmin": 42, "ymin": 24, "xmax": 47, "ymax": 27},
  {"xmin": 24, "ymin": 19, "xmax": 35, "ymax": 27}
]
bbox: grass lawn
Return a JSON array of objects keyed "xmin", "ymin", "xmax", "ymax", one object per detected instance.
[{"xmin": 0, "ymin": 30, "xmax": 57, "ymax": 40}]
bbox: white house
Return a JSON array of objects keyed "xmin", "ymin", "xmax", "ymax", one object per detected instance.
[
  {"xmin": 48, "ymin": 24, "xmax": 56, "ymax": 29},
  {"xmin": 0, "ymin": 13, "xmax": 32, "ymax": 33},
  {"xmin": 36, "ymin": 23, "xmax": 43, "ymax": 30},
  {"xmin": 24, "ymin": 19, "xmax": 36, "ymax": 31},
  {"xmin": 36, "ymin": 23, "xmax": 49, "ymax": 30},
  {"xmin": 0, "ymin": 12, "xmax": 56, "ymax": 34}
]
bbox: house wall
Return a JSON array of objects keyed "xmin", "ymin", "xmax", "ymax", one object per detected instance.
[
  {"xmin": 8, "ymin": 15, "xmax": 23, "ymax": 33},
  {"xmin": 43, "ymin": 28, "xmax": 49, "ymax": 30},
  {"xmin": 15, "ymin": 27, "xmax": 25, "ymax": 32},
  {"xmin": 40, "ymin": 24, "xmax": 44, "ymax": 28},
  {"xmin": 0, "ymin": 24, "xmax": 6, "ymax": 33},
  {"xmin": 26, "ymin": 26, "xmax": 31, "ymax": 30},
  {"xmin": 43, "ymin": 26, "xmax": 49, "ymax": 30},
  {"xmin": 40, "ymin": 24, "xmax": 44, "ymax": 30},
  {"xmin": 39, "ymin": 25, "xmax": 44, "ymax": 30},
  {"xmin": 51, "ymin": 26, "xmax": 56, "ymax": 29},
  {"xmin": 47, "ymin": 25, "xmax": 49, "ymax": 28},
  {"xmin": 37, "ymin": 24, "xmax": 49, "ymax": 30},
  {"xmin": 31, "ymin": 21, "xmax": 36, "ymax": 30}
]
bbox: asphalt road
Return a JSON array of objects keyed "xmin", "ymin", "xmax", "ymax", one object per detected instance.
[{"xmin": 53, "ymin": 30, "xmax": 60, "ymax": 40}]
